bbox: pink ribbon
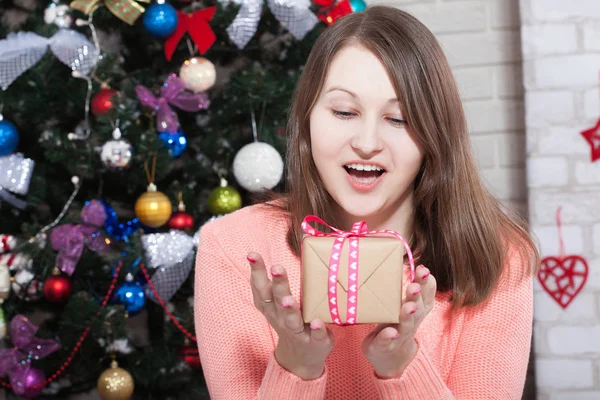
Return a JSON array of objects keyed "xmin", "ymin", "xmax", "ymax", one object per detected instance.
[{"xmin": 302, "ymin": 215, "xmax": 415, "ymax": 326}]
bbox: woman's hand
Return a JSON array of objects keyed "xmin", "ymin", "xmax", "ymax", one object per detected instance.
[
  {"xmin": 248, "ymin": 252, "xmax": 334, "ymax": 380},
  {"xmin": 361, "ymin": 265, "xmax": 436, "ymax": 379}
]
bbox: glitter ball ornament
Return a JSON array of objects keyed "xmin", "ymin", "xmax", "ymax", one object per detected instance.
[
  {"xmin": 179, "ymin": 57, "xmax": 216, "ymax": 93},
  {"xmin": 135, "ymin": 184, "xmax": 172, "ymax": 228},
  {"xmin": 11, "ymin": 366, "xmax": 45, "ymax": 398},
  {"xmin": 101, "ymin": 127, "xmax": 133, "ymax": 170},
  {"xmin": 233, "ymin": 142, "xmax": 284, "ymax": 192},
  {"xmin": 167, "ymin": 194, "xmax": 194, "ymax": 231},
  {"xmin": 43, "ymin": 268, "xmax": 71, "ymax": 303},
  {"xmin": 158, "ymin": 130, "xmax": 187, "ymax": 158},
  {"xmin": 114, "ymin": 273, "xmax": 145, "ymax": 315},
  {"xmin": 348, "ymin": 0, "xmax": 367, "ymax": 12},
  {"xmin": 0, "ymin": 118, "xmax": 19, "ymax": 156},
  {"xmin": 97, "ymin": 360, "xmax": 134, "ymax": 400},
  {"xmin": 91, "ymin": 88, "xmax": 118, "ymax": 117},
  {"xmin": 208, "ymin": 178, "xmax": 242, "ymax": 215},
  {"xmin": 143, "ymin": 2, "xmax": 178, "ymax": 38}
]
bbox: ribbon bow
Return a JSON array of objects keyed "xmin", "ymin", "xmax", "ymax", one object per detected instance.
[
  {"xmin": 302, "ymin": 215, "xmax": 415, "ymax": 326},
  {"xmin": 312, "ymin": 0, "xmax": 352, "ymax": 25},
  {"xmin": 0, "ymin": 153, "xmax": 34, "ymax": 210},
  {"xmin": 50, "ymin": 200, "xmax": 110, "ymax": 276},
  {"xmin": 164, "ymin": 7, "xmax": 217, "ymax": 61},
  {"xmin": 70, "ymin": 0, "xmax": 150, "ymax": 25},
  {"xmin": 135, "ymin": 74, "xmax": 210, "ymax": 133},
  {"xmin": 142, "ymin": 230, "xmax": 195, "ymax": 303},
  {"xmin": 219, "ymin": 0, "xmax": 319, "ymax": 49},
  {"xmin": 0, "ymin": 29, "xmax": 99, "ymax": 91},
  {"xmin": 0, "ymin": 315, "xmax": 60, "ymax": 383}
]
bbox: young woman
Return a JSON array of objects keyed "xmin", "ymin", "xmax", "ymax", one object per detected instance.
[{"xmin": 194, "ymin": 5, "xmax": 539, "ymax": 399}]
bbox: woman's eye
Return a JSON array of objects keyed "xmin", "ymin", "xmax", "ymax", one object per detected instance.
[
  {"xmin": 387, "ymin": 117, "xmax": 407, "ymax": 127},
  {"xmin": 332, "ymin": 110, "xmax": 355, "ymax": 119}
]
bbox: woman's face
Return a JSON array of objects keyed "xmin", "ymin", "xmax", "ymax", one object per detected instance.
[{"xmin": 309, "ymin": 43, "xmax": 424, "ymax": 220}]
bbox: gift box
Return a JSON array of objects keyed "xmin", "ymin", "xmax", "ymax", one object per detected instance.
[{"xmin": 300, "ymin": 216, "xmax": 415, "ymax": 326}]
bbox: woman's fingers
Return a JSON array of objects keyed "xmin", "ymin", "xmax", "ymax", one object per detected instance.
[
  {"xmin": 415, "ymin": 265, "xmax": 436, "ymax": 313},
  {"xmin": 248, "ymin": 252, "xmax": 274, "ymax": 312},
  {"xmin": 271, "ymin": 265, "xmax": 306, "ymax": 334}
]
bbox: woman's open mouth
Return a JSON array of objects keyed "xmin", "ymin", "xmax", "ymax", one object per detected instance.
[{"xmin": 343, "ymin": 163, "xmax": 386, "ymax": 191}]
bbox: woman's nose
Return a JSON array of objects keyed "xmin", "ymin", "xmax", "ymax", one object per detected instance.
[{"xmin": 350, "ymin": 120, "xmax": 383, "ymax": 156}]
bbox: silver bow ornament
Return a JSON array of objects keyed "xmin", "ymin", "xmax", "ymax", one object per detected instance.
[
  {"xmin": 220, "ymin": 0, "xmax": 319, "ymax": 49},
  {"xmin": 0, "ymin": 29, "xmax": 99, "ymax": 90},
  {"xmin": 0, "ymin": 153, "xmax": 34, "ymax": 209},
  {"xmin": 142, "ymin": 230, "xmax": 195, "ymax": 303}
]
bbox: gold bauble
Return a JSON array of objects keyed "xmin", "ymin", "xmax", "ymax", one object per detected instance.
[
  {"xmin": 179, "ymin": 57, "xmax": 216, "ymax": 93},
  {"xmin": 134, "ymin": 185, "xmax": 172, "ymax": 228},
  {"xmin": 208, "ymin": 178, "xmax": 242, "ymax": 215},
  {"xmin": 97, "ymin": 360, "xmax": 134, "ymax": 400}
]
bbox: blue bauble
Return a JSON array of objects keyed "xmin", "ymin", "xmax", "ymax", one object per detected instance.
[
  {"xmin": 0, "ymin": 120, "xmax": 19, "ymax": 156},
  {"xmin": 349, "ymin": 0, "xmax": 366, "ymax": 12},
  {"xmin": 114, "ymin": 280, "xmax": 145, "ymax": 315},
  {"xmin": 159, "ymin": 131, "xmax": 187, "ymax": 158},
  {"xmin": 143, "ymin": 3, "xmax": 178, "ymax": 38}
]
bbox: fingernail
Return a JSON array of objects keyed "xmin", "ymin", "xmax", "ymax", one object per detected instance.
[
  {"xmin": 271, "ymin": 267, "xmax": 282, "ymax": 277},
  {"xmin": 247, "ymin": 255, "xmax": 256, "ymax": 264},
  {"xmin": 280, "ymin": 301, "xmax": 291, "ymax": 309},
  {"xmin": 310, "ymin": 324, "xmax": 319, "ymax": 330},
  {"xmin": 412, "ymin": 287, "xmax": 421, "ymax": 296},
  {"xmin": 392, "ymin": 332, "xmax": 400, "ymax": 340},
  {"xmin": 422, "ymin": 271, "xmax": 430, "ymax": 279},
  {"xmin": 410, "ymin": 306, "xmax": 418, "ymax": 314}
]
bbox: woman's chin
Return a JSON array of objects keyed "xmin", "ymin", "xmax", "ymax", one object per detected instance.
[{"xmin": 336, "ymin": 200, "xmax": 384, "ymax": 222}]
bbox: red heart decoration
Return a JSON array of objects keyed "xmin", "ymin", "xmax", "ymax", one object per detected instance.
[{"xmin": 538, "ymin": 255, "xmax": 589, "ymax": 309}]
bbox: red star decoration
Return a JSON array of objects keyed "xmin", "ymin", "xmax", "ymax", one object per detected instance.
[{"xmin": 581, "ymin": 118, "xmax": 600, "ymax": 162}]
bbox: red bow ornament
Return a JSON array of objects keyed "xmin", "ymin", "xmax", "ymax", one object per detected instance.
[
  {"xmin": 313, "ymin": 0, "xmax": 352, "ymax": 25},
  {"xmin": 164, "ymin": 7, "xmax": 217, "ymax": 61}
]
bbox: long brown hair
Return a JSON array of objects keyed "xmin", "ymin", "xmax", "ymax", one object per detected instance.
[{"xmin": 269, "ymin": 5, "xmax": 539, "ymax": 308}]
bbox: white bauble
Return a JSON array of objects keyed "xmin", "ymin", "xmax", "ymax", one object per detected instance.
[
  {"xmin": 100, "ymin": 139, "xmax": 133, "ymax": 169},
  {"xmin": 179, "ymin": 57, "xmax": 216, "ymax": 93},
  {"xmin": 232, "ymin": 142, "xmax": 284, "ymax": 192},
  {"xmin": 44, "ymin": 3, "xmax": 72, "ymax": 28}
]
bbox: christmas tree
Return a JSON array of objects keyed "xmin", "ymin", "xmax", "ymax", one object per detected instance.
[{"xmin": 0, "ymin": 0, "xmax": 360, "ymax": 398}]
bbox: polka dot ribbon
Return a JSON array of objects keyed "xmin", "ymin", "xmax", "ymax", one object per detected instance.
[{"xmin": 302, "ymin": 216, "xmax": 415, "ymax": 326}]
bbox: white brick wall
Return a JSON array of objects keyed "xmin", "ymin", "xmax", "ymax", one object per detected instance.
[{"xmin": 521, "ymin": 0, "xmax": 600, "ymax": 396}]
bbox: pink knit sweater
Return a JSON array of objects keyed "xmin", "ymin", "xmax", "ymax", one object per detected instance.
[{"xmin": 194, "ymin": 204, "xmax": 533, "ymax": 399}]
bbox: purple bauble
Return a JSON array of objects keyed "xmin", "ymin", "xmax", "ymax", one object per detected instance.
[{"xmin": 11, "ymin": 367, "xmax": 45, "ymax": 398}]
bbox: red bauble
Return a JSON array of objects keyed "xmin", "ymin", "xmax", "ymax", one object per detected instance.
[
  {"xmin": 168, "ymin": 211, "xmax": 195, "ymax": 231},
  {"xmin": 91, "ymin": 88, "xmax": 118, "ymax": 117},
  {"xmin": 179, "ymin": 344, "xmax": 201, "ymax": 368},
  {"xmin": 43, "ymin": 274, "xmax": 72, "ymax": 303}
]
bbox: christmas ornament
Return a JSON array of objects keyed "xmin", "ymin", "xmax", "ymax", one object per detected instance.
[
  {"xmin": 70, "ymin": 0, "xmax": 149, "ymax": 25},
  {"xmin": 313, "ymin": 0, "xmax": 356, "ymax": 25},
  {"xmin": 347, "ymin": 0, "xmax": 366, "ymax": 12},
  {"xmin": 1, "ymin": 252, "xmax": 32, "ymax": 272},
  {"xmin": 0, "ymin": 152, "xmax": 34, "ymax": 209},
  {"xmin": 100, "ymin": 200, "xmax": 140, "ymax": 242},
  {"xmin": 0, "ymin": 264, "xmax": 11, "ymax": 302},
  {"xmin": 43, "ymin": 268, "xmax": 72, "ymax": 303},
  {"xmin": 101, "ymin": 126, "xmax": 134, "ymax": 169},
  {"xmin": 50, "ymin": 199, "xmax": 110, "ymax": 276},
  {"xmin": 114, "ymin": 273, "xmax": 145, "ymax": 315},
  {"xmin": 208, "ymin": 178, "xmax": 242, "ymax": 215},
  {"xmin": 136, "ymin": 74, "xmax": 210, "ymax": 134},
  {"xmin": 179, "ymin": 57, "xmax": 216, "ymax": 93},
  {"xmin": 143, "ymin": 2, "xmax": 178, "ymax": 38},
  {"xmin": 179, "ymin": 341, "xmax": 200, "ymax": 368},
  {"xmin": 167, "ymin": 193, "xmax": 194, "ymax": 231},
  {"xmin": 158, "ymin": 130, "xmax": 187, "ymax": 158},
  {"xmin": 91, "ymin": 88, "xmax": 118, "ymax": 117},
  {"xmin": 0, "ymin": 29, "xmax": 99, "ymax": 90},
  {"xmin": 581, "ymin": 118, "xmax": 600, "ymax": 162},
  {"xmin": 219, "ymin": 0, "xmax": 319, "ymax": 49},
  {"xmin": 0, "ymin": 234, "xmax": 17, "ymax": 253},
  {"xmin": 45, "ymin": 1, "xmax": 73, "ymax": 28},
  {"xmin": 142, "ymin": 229, "xmax": 194, "ymax": 303},
  {"xmin": 233, "ymin": 142, "xmax": 284, "ymax": 192},
  {"xmin": 12, "ymin": 269, "xmax": 43, "ymax": 301},
  {"xmin": 164, "ymin": 7, "xmax": 216, "ymax": 61},
  {"xmin": 538, "ymin": 207, "xmax": 589, "ymax": 309},
  {"xmin": 96, "ymin": 360, "xmax": 134, "ymax": 400},
  {"xmin": 11, "ymin": 366, "xmax": 46, "ymax": 399},
  {"xmin": 0, "ymin": 118, "xmax": 19, "ymax": 156},
  {"xmin": 135, "ymin": 189, "xmax": 172, "ymax": 228}
]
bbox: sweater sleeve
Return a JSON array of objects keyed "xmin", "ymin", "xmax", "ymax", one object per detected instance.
[
  {"xmin": 372, "ymin": 255, "xmax": 534, "ymax": 400},
  {"xmin": 194, "ymin": 227, "xmax": 328, "ymax": 400}
]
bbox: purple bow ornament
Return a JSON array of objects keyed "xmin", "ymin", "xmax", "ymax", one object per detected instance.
[
  {"xmin": 50, "ymin": 200, "xmax": 110, "ymax": 276},
  {"xmin": 0, "ymin": 315, "xmax": 60, "ymax": 391},
  {"xmin": 135, "ymin": 74, "xmax": 210, "ymax": 134}
]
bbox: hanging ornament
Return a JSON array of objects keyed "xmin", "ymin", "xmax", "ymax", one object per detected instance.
[
  {"xmin": 91, "ymin": 87, "xmax": 118, "ymax": 117},
  {"xmin": 218, "ymin": 0, "xmax": 319, "ymax": 49},
  {"xmin": 158, "ymin": 130, "xmax": 187, "ymax": 158},
  {"xmin": 114, "ymin": 273, "xmax": 146, "ymax": 315},
  {"xmin": 12, "ymin": 269, "xmax": 43, "ymax": 302},
  {"xmin": 143, "ymin": 1, "xmax": 178, "ymax": 38},
  {"xmin": 0, "ymin": 116, "xmax": 19, "ymax": 156},
  {"xmin": 0, "ymin": 152, "xmax": 35, "ymax": 209},
  {"xmin": 100, "ymin": 200, "xmax": 140, "ymax": 242},
  {"xmin": 581, "ymin": 117, "xmax": 600, "ymax": 163},
  {"xmin": 70, "ymin": 0, "xmax": 149, "ymax": 25},
  {"xmin": 179, "ymin": 57, "xmax": 216, "ymax": 93},
  {"xmin": 96, "ymin": 359, "xmax": 134, "ymax": 400},
  {"xmin": 0, "ymin": 234, "xmax": 17, "ymax": 253},
  {"xmin": 135, "ymin": 156, "xmax": 172, "ymax": 228},
  {"xmin": 167, "ymin": 192, "xmax": 194, "ymax": 231},
  {"xmin": 43, "ymin": 267, "xmax": 72, "ymax": 303},
  {"xmin": 45, "ymin": 1, "xmax": 73, "ymax": 28},
  {"xmin": 179, "ymin": 340, "xmax": 200, "ymax": 368},
  {"xmin": 232, "ymin": 109, "xmax": 284, "ymax": 192},
  {"xmin": 538, "ymin": 207, "xmax": 589, "ymax": 309},
  {"xmin": 164, "ymin": 7, "xmax": 217, "ymax": 61},
  {"xmin": 0, "ymin": 252, "xmax": 32, "ymax": 272},
  {"xmin": 136, "ymin": 74, "xmax": 210, "ymax": 134},
  {"xmin": 101, "ymin": 124, "xmax": 134, "ymax": 169},
  {"xmin": 313, "ymin": 0, "xmax": 361, "ymax": 25},
  {"xmin": 208, "ymin": 177, "xmax": 242, "ymax": 215}
]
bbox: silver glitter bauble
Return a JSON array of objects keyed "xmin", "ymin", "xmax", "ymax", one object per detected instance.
[
  {"xmin": 44, "ymin": 3, "xmax": 72, "ymax": 28},
  {"xmin": 100, "ymin": 139, "xmax": 133, "ymax": 169},
  {"xmin": 232, "ymin": 142, "xmax": 283, "ymax": 192}
]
